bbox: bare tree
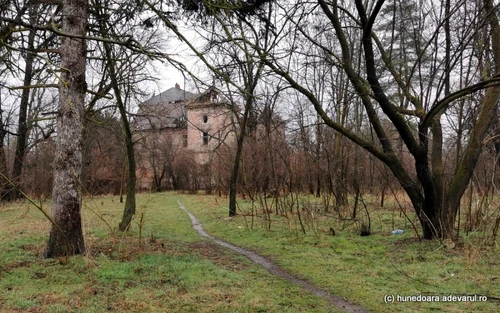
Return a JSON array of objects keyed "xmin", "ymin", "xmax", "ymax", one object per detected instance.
[
  {"xmin": 9, "ymin": 8, "xmax": 36, "ymax": 200},
  {"xmin": 98, "ymin": 15, "xmax": 137, "ymax": 231},
  {"xmin": 253, "ymin": 0, "xmax": 500, "ymax": 239},
  {"xmin": 192, "ymin": 4, "xmax": 276, "ymax": 216},
  {"xmin": 89, "ymin": 0, "xmax": 165, "ymax": 230}
]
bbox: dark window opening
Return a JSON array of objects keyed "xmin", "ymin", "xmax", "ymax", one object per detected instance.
[
  {"xmin": 210, "ymin": 91, "xmax": 218, "ymax": 101},
  {"xmin": 176, "ymin": 114, "xmax": 187, "ymax": 127},
  {"xmin": 202, "ymin": 132, "xmax": 209, "ymax": 145},
  {"xmin": 183, "ymin": 134, "xmax": 188, "ymax": 147},
  {"xmin": 203, "ymin": 115, "xmax": 208, "ymax": 123}
]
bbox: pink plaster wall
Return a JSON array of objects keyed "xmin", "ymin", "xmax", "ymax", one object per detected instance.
[{"xmin": 186, "ymin": 105, "xmax": 235, "ymax": 163}]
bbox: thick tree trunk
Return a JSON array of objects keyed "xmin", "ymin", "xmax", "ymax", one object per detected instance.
[
  {"xmin": 44, "ymin": 0, "xmax": 87, "ymax": 258},
  {"xmin": 438, "ymin": 0, "xmax": 500, "ymax": 238},
  {"xmin": 418, "ymin": 200, "xmax": 445, "ymax": 240}
]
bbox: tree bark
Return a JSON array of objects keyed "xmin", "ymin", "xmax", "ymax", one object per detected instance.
[
  {"xmin": 229, "ymin": 96, "xmax": 251, "ymax": 217},
  {"xmin": 44, "ymin": 0, "xmax": 87, "ymax": 258},
  {"xmin": 118, "ymin": 116, "xmax": 136, "ymax": 231}
]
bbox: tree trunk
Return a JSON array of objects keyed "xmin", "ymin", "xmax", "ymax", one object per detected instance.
[
  {"xmin": 45, "ymin": 0, "xmax": 88, "ymax": 258},
  {"xmin": 418, "ymin": 200, "xmax": 444, "ymax": 240},
  {"xmin": 439, "ymin": 0, "xmax": 500, "ymax": 238},
  {"xmin": 0, "ymin": 92, "xmax": 9, "ymax": 199},
  {"xmin": 99, "ymin": 27, "xmax": 137, "ymax": 232},
  {"xmin": 119, "ymin": 127, "xmax": 136, "ymax": 231},
  {"xmin": 9, "ymin": 21, "xmax": 36, "ymax": 201},
  {"xmin": 229, "ymin": 102, "xmax": 250, "ymax": 217},
  {"xmin": 117, "ymin": 112, "xmax": 136, "ymax": 230}
]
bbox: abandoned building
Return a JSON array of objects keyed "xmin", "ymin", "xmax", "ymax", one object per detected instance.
[{"xmin": 134, "ymin": 84, "xmax": 236, "ymax": 190}]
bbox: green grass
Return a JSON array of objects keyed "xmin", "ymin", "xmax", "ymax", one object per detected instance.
[
  {"xmin": 1, "ymin": 191, "xmax": 498, "ymax": 312},
  {"xmin": 178, "ymin": 193, "xmax": 500, "ymax": 313},
  {"xmin": 0, "ymin": 193, "xmax": 337, "ymax": 313}
]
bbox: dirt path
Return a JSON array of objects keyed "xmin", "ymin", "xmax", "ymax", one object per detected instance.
[{"xmin": 177, "ymin": 200, "xmax": 371, "ymax": 313}]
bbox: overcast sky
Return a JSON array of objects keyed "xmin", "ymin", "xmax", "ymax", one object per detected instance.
[{"xmin": 142, "ymin": 23, "xmax": 207, "ymax": 100}]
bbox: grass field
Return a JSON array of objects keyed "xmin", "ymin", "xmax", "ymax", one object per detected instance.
[
  {"xmin": 178, "ymin": 193, "xmax": 499, "ymax": 313},
  {"xmin": 0, "ymin": 192, "xmax": 498, "ymax": 312},
  {"xmin": 0, "ymin": 193, "xmax": 337, "ymax": 313}
]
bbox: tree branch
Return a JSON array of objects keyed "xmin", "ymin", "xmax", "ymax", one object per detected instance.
[{"xmin": 421, "ymin": 75, "xmax": 500, "ymax": 129}]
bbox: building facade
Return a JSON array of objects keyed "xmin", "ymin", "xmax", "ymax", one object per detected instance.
[{"xmin": 134, "ymin": 84, "xmax": 235, "ymax": 190}]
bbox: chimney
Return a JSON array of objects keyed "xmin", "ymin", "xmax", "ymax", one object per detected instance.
[{"xmin": 175, "ymin": 83, "xmax": 180, "ymax": 89}]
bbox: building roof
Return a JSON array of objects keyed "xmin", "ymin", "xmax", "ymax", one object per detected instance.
[
  {"xmin": 135, "ymin": 85, "xmax": 232, "ymax": 130},
  {"xmin": 187, "ymin": 86, "xmax": 230, "ymax": 109},
  {"xmin": 136, "ymin": 85, "xmax": 200, "ymax": 130},
  {"xmin": 142, "ymin": 85, "xmax": 199, "ymax": 105}
]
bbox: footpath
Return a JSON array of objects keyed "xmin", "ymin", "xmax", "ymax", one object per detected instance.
[{"xmin": 177, "ymin": 200, "xmax": 371, "ymax": 313}]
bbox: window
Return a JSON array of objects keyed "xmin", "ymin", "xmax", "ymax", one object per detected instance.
[
  {"xmin": 176, "ymin": 114, "xmax": 186, "ymax": 127},
  {"xmin": 203, "ymin": 115, "xmax": 208, "ymax": 123},
  {"xmin": 202, "ymin": 132, "xmax": 209, "ymax": 145},
  {"xmin": 210, "ymin": 90, "xmax": 218, "ymax": 102},
  {"xmin": 183, "ymin": 134, "xmax": 188, "ymax": 147}
]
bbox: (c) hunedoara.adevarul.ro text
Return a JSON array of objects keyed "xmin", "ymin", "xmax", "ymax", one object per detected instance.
[{"xmin": 384, "ymin": 294, "xmax": 488, "ymax": 303}]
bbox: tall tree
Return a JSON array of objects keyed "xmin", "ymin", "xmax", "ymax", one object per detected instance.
[
  {"xmin": 91, "ymin": 0, "xmax": 165, "ymax": 230},
  {"xmin": 206, "ymin": 16, "xmax": 270, "ymax": 217},
  {"xmin": 146, "ymin": 0, "xmax": 274, "ymax": 216},
  {"xmin": 45, "ymin": 0, "xmax": 88, "ymax": 257},
  {"xmin": 9, "ymin": 19, "xmax": 35, "ymax": 200},
  {"xmin": 95, "ymin": 1, "xmax": 137, "ymax": 231}
]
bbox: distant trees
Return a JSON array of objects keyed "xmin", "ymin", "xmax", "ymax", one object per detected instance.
[
  {"xmin": 0, "ymin": 3, "xmax": 57, "ymax": 200},
  {"xmin": 178, "ymin": 1, "xmax": 277, "ymax": 216},
  {"xmin": 238, "ymin": 88, "xmax": 288, "ymax": 200},
  {"xmin": 82, "ymin": 113, "xmax": 124, "ymax": 196},
  {"xmin": 9, "ymin": 18, "xmax": 35, "ymax": 201},
  {"xmin": 0, "ymin": 90, "xmax": 10, "ymax": 198},
  {"xmin": 135, "ymin": 130, "xmax": 188, "ymax": 191}
]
